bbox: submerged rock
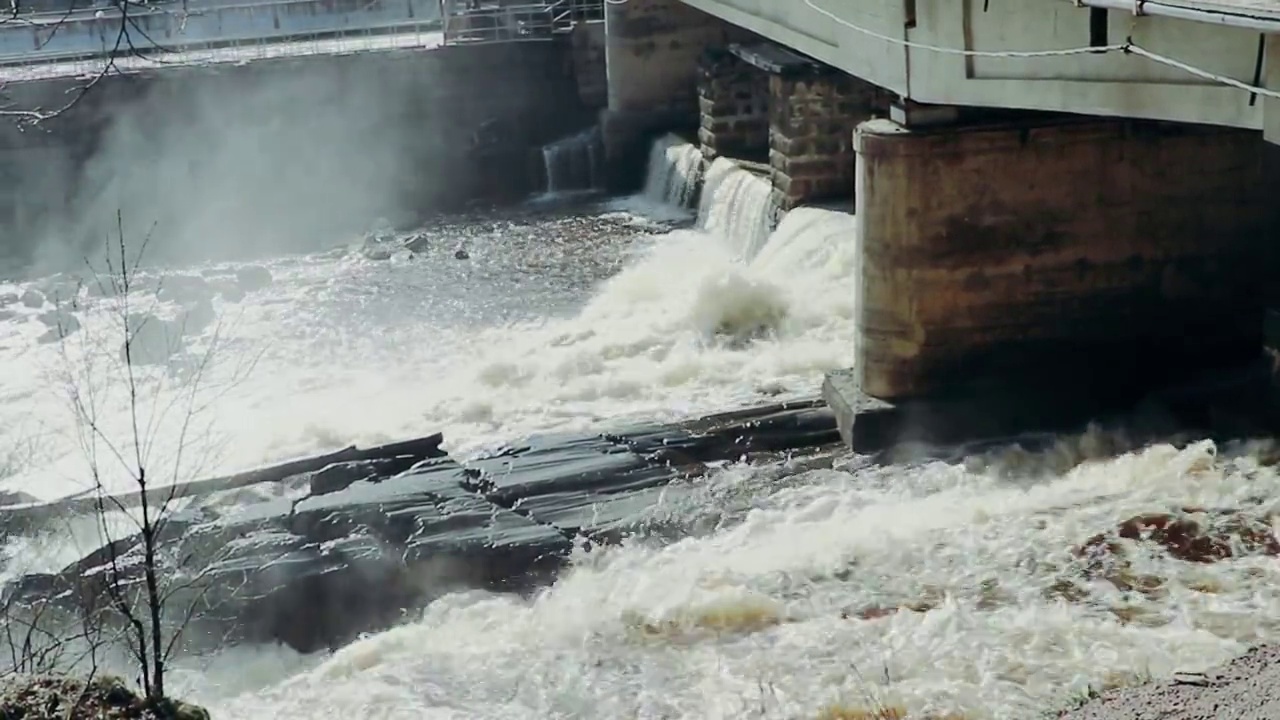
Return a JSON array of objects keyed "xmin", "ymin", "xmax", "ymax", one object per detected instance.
[
  {"xmin": 209, "ymin": 280, "xmax": 246, "ymax": 303},
  {"xmin": 403, "ymin": 234, "xmax": 430, "ymax": 253},
  {"xmin": 156, "ymin": 274, "xmax": 211, "ymax": 305},
  {"xmin": 122, "ymin": 313, "xmax": 183, "ymax": 366},
  {"xmin": 177, "ymin": 299, "xmax": 216, "ymax": 336},
  {"xmin": 234, "ymin": 265, "xmax": 272, "ymax": 293},
  {"xmin": 361, "ymin": 245, "xmax": 394, "ymax": 261},
  {"xmin": 35, "ymin": 310, "xmax": 80, "ymax": 344},
  {"xmin": 19, "ymin": 289, "xmax": 43, "ymax": 309},
  {"xmin": 1077, "ymin": 508, "xmax": 1280, "ymax": 566},
  {"xmin": 0, "ymin": 490, "xmax": 38, "ymax": 507}
]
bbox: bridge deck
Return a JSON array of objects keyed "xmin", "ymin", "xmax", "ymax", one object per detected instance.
[
  {"xmin": 1159, "ymin": 0, "xmax": 1280, "ymax": 19},
  {"xmin": 0, "ymin": 30, "xmax": 444, "ymax": 83}
]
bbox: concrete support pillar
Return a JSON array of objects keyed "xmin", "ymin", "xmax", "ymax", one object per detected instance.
[
  {"xmin": 768, "ymin": 72, "xmax": 882, "ymax": 211},
  {"xmin": 570, "ymin": 21, "xmax": 607, "ymax": 112},
  {"xmin": 600, "ymin": 0, "xmax": 748, "ymax": 191},
  {"xmin": 855, "ymin": 117, "xmax": 1280, "ymax": 407},
  {"xmin": 696, "ymin": 48, "xmax": 769, "ymax": 162}
]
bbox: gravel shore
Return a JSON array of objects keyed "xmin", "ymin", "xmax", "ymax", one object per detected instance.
[{"xmin": 1058, "ymin": 644, "xmax": 1280, "ymax": 720}]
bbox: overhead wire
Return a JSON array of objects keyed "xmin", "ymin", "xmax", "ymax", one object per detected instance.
[{"xmin": 798, "ymin": 0, "xmax": 1280, "ymax": 101}]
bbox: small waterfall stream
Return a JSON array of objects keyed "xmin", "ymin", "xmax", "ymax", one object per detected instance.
[
  {"xmin": 641, "ymin": 134, "xmax": 705, "ymax": 209},
  {"xmin": 541, "ymin": 127, "xmax": 603, "ymax": 195}
]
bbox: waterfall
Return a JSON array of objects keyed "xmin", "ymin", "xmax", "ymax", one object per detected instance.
[
  {"xmin": 696, "ymin": 158, "xmax": 775, "ymax": 261},
  {"xmin": 641, "ymin": 134, "xmax": 704, "ymax": 209},
  {"xmin": 541, "ymin": 127, "xmax": 603, "ymax": 195},
  {"xmin": 635, "ymin": 135, "xmax": 779, "ymax": 260}
]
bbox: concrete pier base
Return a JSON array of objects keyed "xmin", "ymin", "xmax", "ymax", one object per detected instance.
[{"xmin": 827, "ymin": 116, "xmax": 1280, "ymax": 448}]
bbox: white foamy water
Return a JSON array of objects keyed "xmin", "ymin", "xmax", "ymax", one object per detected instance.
[
  {"xmin": 162, "ymin": 433, "xmax": 1280, "ymax": 719},
  {"xmin": 5, "ymin": 137, "xmax": 1280, "ymax": 719},
  {"xmin": 0, "ymin": 140, "xmax": 855, "ymax": 499}
]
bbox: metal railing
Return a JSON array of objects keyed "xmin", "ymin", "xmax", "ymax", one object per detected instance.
[
  {"xmin": 440, "ymin": 0, "xmax": 599, "ymax": 45},
  {"xmin": 0, "ymin": 0, "xmax": 442, "ymax": 66}
]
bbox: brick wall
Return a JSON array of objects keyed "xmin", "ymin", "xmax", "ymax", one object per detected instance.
[
  {"xmin": 696, "ymin": 49, "xmax": 769, "ymax": 163},
  {"xmin": 769, "ymin": 72, "xmax": 885, "ymax": 211}
]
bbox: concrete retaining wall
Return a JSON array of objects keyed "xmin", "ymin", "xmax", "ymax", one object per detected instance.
[
  {"xmin": 570, "ymin": 19, "xmax": 606, "ymax": 111},
  {"xmin": 0, "ymin": 39, "xmax": 587, "ymax": 269}
]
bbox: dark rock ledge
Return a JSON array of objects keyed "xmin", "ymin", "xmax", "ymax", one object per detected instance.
[{"xmin": 2, "ymin": 400, "xmax": 841, "ymax": 654}]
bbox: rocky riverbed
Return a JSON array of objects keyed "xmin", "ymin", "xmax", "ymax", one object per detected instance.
[
  {"xmin": 1057, "ymin": 644, "xmax": 1280, "ymax": 719},
  {"xmin": 4, "ymin": 400, "xmax": 840, "ymax": 654}
]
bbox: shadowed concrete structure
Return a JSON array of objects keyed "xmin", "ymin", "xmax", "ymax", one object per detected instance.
[
  {"xmin": 854, "ymin": 117, "xmax": 1278, "ymax": 402},
  {"xmin": 592, "ymin": 0, "xmax": 1280, "ymax": 445},
  {"xmin": 0, "ymin": 40, "xmax": 592, "ymax": 268},
  {"xmin": 599, "ymin": 0, "xmax": 755, "ymax": 191}
]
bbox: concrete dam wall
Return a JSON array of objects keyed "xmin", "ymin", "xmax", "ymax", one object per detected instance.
[{"xmin": 0, "ymin": 38, "xmax": 593, "ymax": 271}]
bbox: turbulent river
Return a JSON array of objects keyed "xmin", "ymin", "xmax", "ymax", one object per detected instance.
[{"xmin": 2, "ymin": 136, "xmax": 1279, "ymax": 719}]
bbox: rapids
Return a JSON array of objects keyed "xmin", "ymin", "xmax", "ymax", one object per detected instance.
[{"xmin": 3, "ymin": 136, "xmax": 1277, "ymax": 719}]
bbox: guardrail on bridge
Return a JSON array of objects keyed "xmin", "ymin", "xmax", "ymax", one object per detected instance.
[
  {"xmin": 0, "ymin": 0, "xmax": 443, "ymax": 65},
  {"xmin": 441, "ymin": 0, "xmax": 600, "ymax": 45}
]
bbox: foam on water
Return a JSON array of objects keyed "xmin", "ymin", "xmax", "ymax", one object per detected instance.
[
  {"xmin": 167, "ymin": 433, "xmax": 1280, "ymax": 719},
  {"xmin": 0, "ymin": 139, "xmax": 857, "ymax": 499},
  {"xmin": 8, "ymin": 137, "xmax": 1276, "ymax": 719}
]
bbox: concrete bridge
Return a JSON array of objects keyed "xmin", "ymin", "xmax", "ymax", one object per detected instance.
[
  {"xmin": 0, "ymin": 0, "xmax": 601, "ymax": 77},
  {"xmin": 2, "ymin": 0, "xmax": 1278, "ymax": 440},
  {"xmin": 595, "ymin": 0, "xmax": 1280, "ymax": 443}
]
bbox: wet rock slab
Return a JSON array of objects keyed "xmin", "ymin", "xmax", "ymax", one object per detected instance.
[{"xmin": 7, "ymin": 400, "xmax": 840, "ymax": 654}]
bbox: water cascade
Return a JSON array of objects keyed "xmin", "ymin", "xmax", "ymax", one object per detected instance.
[
  {"xmin": 695, "ymin": 157, "xmax": 775, "ymax": 261},
  {"xmin": 639, "ymin": 134, "xmax": 777, "ymax": 259},
  {"xmin": 641, "ymin": 134, "xmax": 705, "ymax": 209},
  {"xmin": 0, "ymin": 132, "xmax": 1259, "ymax": 720},
  {"xmin": 541, "ymin": 126, "xmax": 603, "ymax": 195}
]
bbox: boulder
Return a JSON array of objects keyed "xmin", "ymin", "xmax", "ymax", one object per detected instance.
[
  {"xmin": 234, "ymin": 265, "xmax": 272, "ymax": 293},
  {"xmin": 0, "ymin": 674, "xmax": 209, "ymax": 720},
  {"xmin": 209, "ymin": 280, "xmax": 246, "ymax": 303},
  {"xmin": 156, "ymin": 275, "xmax": 211, "ymax": 305},
  {"xmin": 19, "ymin": 289, "xmax": 43, "ymax": 309},
  {"xmin": 403, "ymin": 234, "xmax": 430, "ymax": 253},
  {"xmin": 36, "ymin": 310, "xmax": 81, "ymax": 344},
  {"xmin": 176, "ymin": 299, "xmax": 216, "ymax": 336},
  {"xmin": 0, "ymin": 490, "xmax": 38, "ymax": 507},
  {"xmin": 361, "ymin": 245, "xmax": 394, "ymax": 261},
  {"xmin": 122, "ymin": 314, "xmax": 182, "ymax": 366}
]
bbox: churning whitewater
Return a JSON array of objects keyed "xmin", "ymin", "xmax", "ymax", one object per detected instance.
[
  {"xmin": 0, "ymin": 135, "xmax": 856, "ymax": 502},
  {"xmin": 4, "ymin": 136, "xmax": 1279, "ymax": 719}
]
